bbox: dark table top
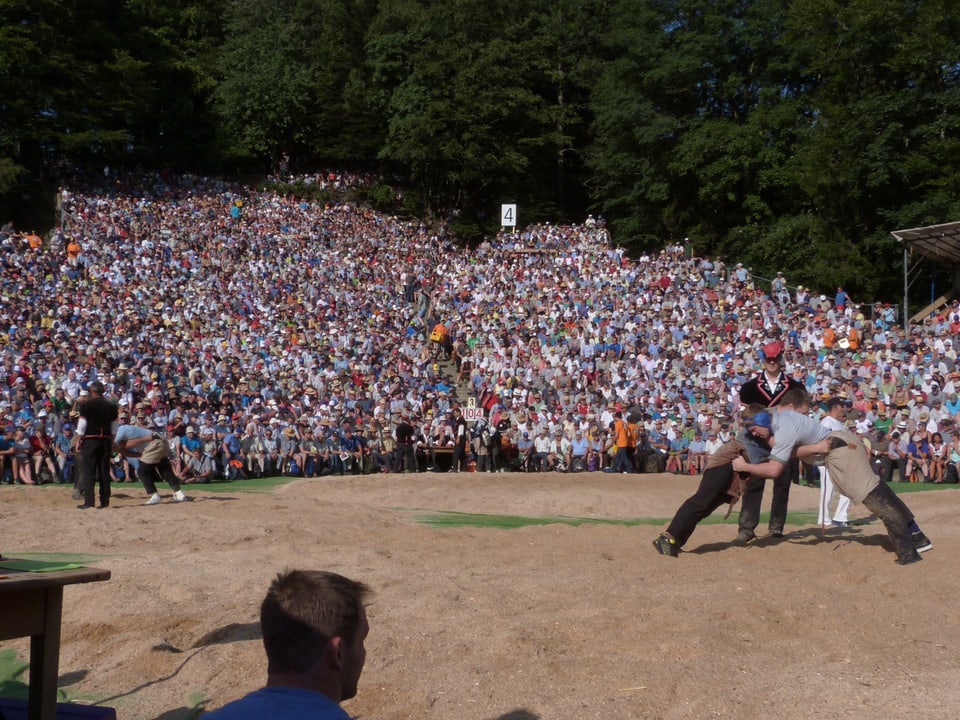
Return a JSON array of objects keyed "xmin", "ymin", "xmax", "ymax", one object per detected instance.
[{"xmin": 0, "ymin": 563, "xmax": 111, "ymax": 593}]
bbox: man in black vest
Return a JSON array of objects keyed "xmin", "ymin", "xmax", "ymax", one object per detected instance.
[
  {"xmin": 449, "ymin": 407, "xmax": 469, "ymax": 472},
  {"xmin": 393, "ymin": 413, "xmax": 416, "ymax": 473},
  {"xmin": 74, "ymin": 381, "xmax": 119, "ymax": 509},
  {"xmin": 736, "ymin": 341, "xmax": 804, "ymax": 541}
]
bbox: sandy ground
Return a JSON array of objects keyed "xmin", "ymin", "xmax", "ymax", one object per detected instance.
[{"xmin": 1, "ymin": 473, "xmax": 958, "ymax": 720}]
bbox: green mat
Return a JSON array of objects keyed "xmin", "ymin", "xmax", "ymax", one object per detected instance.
[{"xmin": 0, "ymin": 559, "xmax": 85, "ymax": 573}]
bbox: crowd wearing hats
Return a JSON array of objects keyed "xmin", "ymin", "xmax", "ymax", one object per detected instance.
[{"xmin": 1, "ymin": 169, "xmax": 959, "ymax": 482}]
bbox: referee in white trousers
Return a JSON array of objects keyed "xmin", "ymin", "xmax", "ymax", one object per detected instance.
[{"xmin": 818, "ymin": 397, "xmax": 852, "ymax": 527}]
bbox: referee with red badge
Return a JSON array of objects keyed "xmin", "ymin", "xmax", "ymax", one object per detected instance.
[
  {"xmin": 736, "ymin": 340, "xmax": 804, "ymax": 542},
  {"xmin": 74, "ymin": 381, "xmax": 119, "ymax": 509}
]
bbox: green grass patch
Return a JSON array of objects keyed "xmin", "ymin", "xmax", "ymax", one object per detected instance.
[
  {"xmin": 0, "ymin": 649, "xmax": 30, "ymax": 700},
  {"xmin": 0, "ymin": 648, "xmax": 74, "ymax": 702},
  {"xmin": 88, "ymin": 475, "xmax": 299, "ymax": 494},
  {"xmin": 9, "ymin": 552, "xmax": 105, "ymax": 564},
  {"xmin": 417, "ymin": 511, "xmax": 645, "ymax": 529},
  {"xmin": 30, "ymin": 475, "xmax": 300, "ymax": 494},
  {"xmin": 182, "ymin": 475, "xmax": 298, "ymax": 494},
  {"xmin": 417, "ymin": 510, "xmax": 820, "ymax": 529},
  {"xmin": 184, "ymin": 691, "xmax": 208, "ymax": 719},
  {"xmin": 889, "ymin": 481, "xmax": 960, "ymax": 493}
]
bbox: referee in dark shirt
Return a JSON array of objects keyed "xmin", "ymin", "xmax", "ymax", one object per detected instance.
[{"xmin": 74, "ymin": 381, "xmax": 119, "ymax": 509}]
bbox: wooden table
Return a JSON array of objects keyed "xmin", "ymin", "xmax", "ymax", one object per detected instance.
[
  {"xmin": 424, "ymin": 445, "xmax": 453, "ymax": 471},
  {"xmin": 0, "ymin": 564, "xmax": 111, "ymax": 720}
]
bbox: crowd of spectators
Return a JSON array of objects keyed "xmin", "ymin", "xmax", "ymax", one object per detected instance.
[{"xmin": 1, "ymin": 170, "xmax": 958, "ymax": 485}]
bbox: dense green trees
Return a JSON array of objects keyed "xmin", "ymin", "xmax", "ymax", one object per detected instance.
[
  {"xmin": 374, "ymin": 0, "xmax": 599, "ymax": 225},
  {"xmin": 215, "ymin": 0, "xmax": 377, "ymax": 165},
  {"xmin": 589, "ymin": 0, "xmax": 960, "ymax": 296},
  {"xmin": 2, "ymin": 0, "xmax": 959, "ymax": 300},
  {"xmin": 0, "ymin": 0, "xmax": 224, "ymax": 196},
  {"xmin": 1, "ymin": 1, "xmax": 149, "ymax": 181},
  {"xmin": 124, "ymin": 0, "xmax": 226, "ymax": 168}
]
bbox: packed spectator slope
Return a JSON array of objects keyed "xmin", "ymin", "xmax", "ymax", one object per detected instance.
[{"xmin": 1, "ymin": 172, "xmax": 958, "ymax": 482}]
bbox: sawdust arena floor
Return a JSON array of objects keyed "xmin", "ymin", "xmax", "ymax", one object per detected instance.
[{"xmin": 2, "ymin": 473, "xmax": 958, "ymax": 719}]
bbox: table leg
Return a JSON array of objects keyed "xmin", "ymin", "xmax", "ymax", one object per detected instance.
[{"xmin": 29, "ymin": 587, "xmax": 63, "ymax": 720}]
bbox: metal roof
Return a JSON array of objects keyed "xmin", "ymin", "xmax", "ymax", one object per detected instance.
[{"xmin": 891, "ymin": 221, "xmax": 960, "ymax": 265}]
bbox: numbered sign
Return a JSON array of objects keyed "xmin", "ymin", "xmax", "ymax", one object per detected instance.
[
  {"xmin": 463, "ymin": 407, "xmax": 484, "ymax": 422},
  {"xmin": 501, "ymin": 204, "xmax": 517, "ymax": 228}
]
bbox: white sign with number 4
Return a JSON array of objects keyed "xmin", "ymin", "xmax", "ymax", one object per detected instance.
[{"xmin": 501, "ymin": 204, "xmax": 517, "ymax": 228}]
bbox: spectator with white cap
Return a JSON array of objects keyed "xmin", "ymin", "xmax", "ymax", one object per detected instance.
[
  {"xmin": 180, "ymin": 425, "xmax": 207, "ymax": 481},
  {"xmin": 904, "ymin": 431, "xmax": 930, "ymax": 482},
  {"xmin": 885, "ymin": 426, "xmax": 908, "ymax": 482}
]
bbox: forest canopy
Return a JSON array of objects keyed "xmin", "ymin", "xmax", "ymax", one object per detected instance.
[{"xmin": 2, "ymin": 0, "xmax": 959, "ymax": 300}]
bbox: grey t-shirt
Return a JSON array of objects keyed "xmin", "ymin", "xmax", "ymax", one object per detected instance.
[{"xmin": 768, "ymin": 410, "xmax": 830, "ymax": 464}]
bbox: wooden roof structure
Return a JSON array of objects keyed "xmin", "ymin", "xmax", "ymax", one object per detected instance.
[
  {"xmin": 891, "ymin": 221, "xmax": 960, "ymax": 327},
  {"xmin": 891, "ymin": 221, "xmax": 960, "ymax": 265}
]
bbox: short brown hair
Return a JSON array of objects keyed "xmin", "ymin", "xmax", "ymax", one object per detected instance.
[
  {"xmin": 779, "ymin": 387, "xmax": 811, "ymax": 409},
  {"xmin": 260, "ymin": 570, "xmax": 370, "ymax": 675}
]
